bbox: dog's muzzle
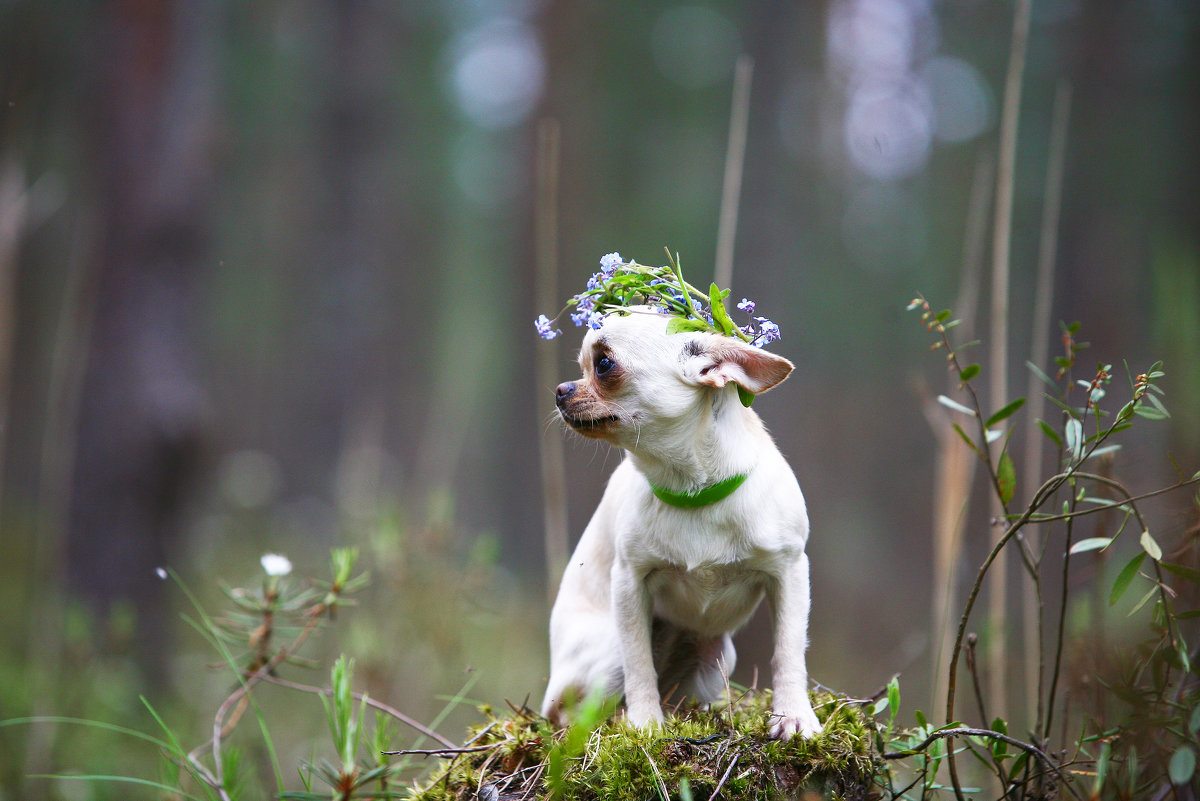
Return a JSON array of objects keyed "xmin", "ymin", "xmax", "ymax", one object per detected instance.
[
  {"xmin": 555, "ymin": 382, "xmax": 577, "ymax": 408},
  {"xmin": 555, "ymin": 382, "xmax": 618, "ymax": 433}
]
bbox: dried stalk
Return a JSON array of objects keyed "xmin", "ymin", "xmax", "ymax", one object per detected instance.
[
  {"xmin": 535, "ymin": 118, "xmax": 569, "ymax": 600},
  {"xmin": 714, "ymin": 54, "xmax": 754, "ymax": 290},
  {"xmin": 1022, "ymin": 79, "xmax": 1073, "ymax": 732},
  {"xmin": 930, "ymin": 152, "xmax": 992, "ymax": 718},
  {"xmin": 983, "ymin": 0, "xmax": 1033, "ymax": 729}
]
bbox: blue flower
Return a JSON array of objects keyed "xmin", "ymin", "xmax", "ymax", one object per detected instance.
[
  {"xmin": 752, "ymin": 316, "xmax": 781, "ymax": 347},
  {"xmin": 737, "ymin": 298, "xmax": 756, "ymax": 314},
  {"xmin": 534, "ymin": 314, "xmax": 561, "ymax": 340},
  {"xmin": 599, "ymin": 252, "xmax": 623, "ymax": 274}
]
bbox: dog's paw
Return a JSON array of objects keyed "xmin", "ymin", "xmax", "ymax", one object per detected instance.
[
  {"xmin": 625, "ymin": 703, "xmax": 665, "ymax": 730},
  {"xmin": 769, "ymin": 707, "xmax": 823, "ymax": 740}
]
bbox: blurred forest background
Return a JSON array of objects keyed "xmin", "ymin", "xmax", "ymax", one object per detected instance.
[{"xmin": 1, "ymin": 0, "xmax": 1198, "ymax": 797}]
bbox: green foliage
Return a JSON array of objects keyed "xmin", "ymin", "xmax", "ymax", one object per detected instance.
[
  {"xmin": 410, "ymin": 690, "xmax": 880, "ymax": 801},
  {"xmin": 539, "ymin": 249, "xmax": 783, "ymax": 355},
  {"xmin": 903, "ymin": 293, "xmax": 1200, "ymax": 800}
]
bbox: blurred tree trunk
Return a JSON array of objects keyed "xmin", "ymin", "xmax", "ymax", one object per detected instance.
[{"xmin": 66, "ymin": 0, "xmax": 217, "ymax": 682}]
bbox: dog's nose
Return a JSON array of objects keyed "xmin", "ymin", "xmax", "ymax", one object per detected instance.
[{"xmin": 555, "ymin": 382, "xmax": 576, "ymax": 407}]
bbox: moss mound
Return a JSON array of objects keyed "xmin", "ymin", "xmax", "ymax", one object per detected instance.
[{"xmin": 410, "ymin": 691, "xmax": 882, "ymax": 801}]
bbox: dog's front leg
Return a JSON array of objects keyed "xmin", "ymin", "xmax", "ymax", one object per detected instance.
[
  {"xmin": 768, "ymin": 550, "xmax": 823, "ymax": 739},
  {"xmin": 611, "ymin": 558, "xmax": 664, "ymax": 728}
]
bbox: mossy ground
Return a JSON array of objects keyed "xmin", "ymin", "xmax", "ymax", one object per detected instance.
[{"xmin": 409, "ymin": 690, "xmax": 883, "ymax": 801}]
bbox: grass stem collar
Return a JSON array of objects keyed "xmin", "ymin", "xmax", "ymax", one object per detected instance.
[{"xmin": 650, "ymin": 473, "xmax": 748, "ymax": 508}]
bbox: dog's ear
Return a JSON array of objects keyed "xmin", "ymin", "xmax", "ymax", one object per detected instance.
[{"xmin": 683, "ymin": 337, "xmax": 794, "ymax": 394}]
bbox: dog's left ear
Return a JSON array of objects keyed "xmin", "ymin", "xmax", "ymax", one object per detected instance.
[{"xmin": 683, "ymin": 337, "xmax": 795, "ymax": 394}]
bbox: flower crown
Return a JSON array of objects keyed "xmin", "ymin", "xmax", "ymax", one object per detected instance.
[{"xmin": 534, "ymin": 249, "xmax": 782, "ymax": 349}]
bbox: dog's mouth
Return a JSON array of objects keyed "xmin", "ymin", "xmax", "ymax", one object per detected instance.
[{"xmin": 559, "ymin": 409, "xmax": 620, "ymax": 435}]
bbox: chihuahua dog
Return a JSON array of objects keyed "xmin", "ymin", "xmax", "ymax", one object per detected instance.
[{"xmin": 541, "ymin": 307, "xmax": 822, "ymax": 739}]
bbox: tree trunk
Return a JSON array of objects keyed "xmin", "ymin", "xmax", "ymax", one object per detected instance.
[{"xmin": 66, "ymin": 0, "xmax": 217, "ymax": 682}]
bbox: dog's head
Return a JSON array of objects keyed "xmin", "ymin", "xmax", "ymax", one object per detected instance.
[{"xmin": 554, "ymin": 307, "xmax": 794, "ymax": 450}]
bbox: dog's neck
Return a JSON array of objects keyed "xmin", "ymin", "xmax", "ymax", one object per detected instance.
[{"xmin": 626, "ymin": 386, "xmax": 763, "ymax": 494}]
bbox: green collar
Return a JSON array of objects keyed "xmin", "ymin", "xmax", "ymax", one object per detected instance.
[{"xmin": 650, "ymin": 473, "xmax": 749, "ymax": 508}]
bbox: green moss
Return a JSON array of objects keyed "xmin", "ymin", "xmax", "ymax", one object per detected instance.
[{"xmin": 409, "ymin": 691, "xmax": 883, "ymax": 801}]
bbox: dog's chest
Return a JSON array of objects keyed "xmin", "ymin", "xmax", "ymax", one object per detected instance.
[{"xmin": 645, "ymin": 561, "xmax": 768, "ymax": 635}]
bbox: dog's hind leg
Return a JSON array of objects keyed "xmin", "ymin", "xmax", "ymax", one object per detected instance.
[{"xmin": 652, "ymin": 620, "xmax": 736, "ymax": 707}]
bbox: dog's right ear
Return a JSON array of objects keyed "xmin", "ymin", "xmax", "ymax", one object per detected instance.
[{"xmin": 682, "ymin": 337, "xmax": 794, "ymax": 394}]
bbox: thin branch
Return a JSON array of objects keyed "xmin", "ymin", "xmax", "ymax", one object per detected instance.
[
  {"xmin": 260, "ymin": 674, "xmax": 456, "ymax": 749},
  {"xmin": 1013, "ymin": 475, "xmax": 1200, "ymax": 526},
  {"xmin": 709, "ymin": 753, "xmax": 740, "ymax": 801},
  {"xmin": 382, "ymin": 744, "xmax": 496, "ymax": 758},
  {"xmin": 883, "ymin": 727, "xmax": 1081, "ymax": 800},
  {"xmin": 1043, "ymin": 492, "xmax": 1076, "ymax": 746}
]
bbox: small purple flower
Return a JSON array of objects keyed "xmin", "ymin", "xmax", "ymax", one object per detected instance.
[
  {"xmin": 535, "ymin": 314, "xmax": 561, "ymax": 340},
  {"xmin": 599, "ymin": 252, "xmax": 623, "ymax": 275},
  {"xmin": 752, "ymin": 316, "xmax": 781, "ymax": 347},
  {"xmin": 586, "ymin": 271, "xmax": 605, "ymax": 290},
  {"xmin": 737, "ymin": 298, "xmax": 756, "ymax": 314}
]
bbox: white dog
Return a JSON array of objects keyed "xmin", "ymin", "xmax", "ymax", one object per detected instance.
[{"xmin": 541, "ymin": 307, "xmax": 822, "ymax": 740}]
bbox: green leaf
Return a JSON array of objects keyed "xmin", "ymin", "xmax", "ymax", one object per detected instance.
[
  {"xmin": 937, "ymin": 394, "xmax": 977, "ymax": 416},
  {"xmin": 959, "ymin": 363, "xmax": 981, "ymax": 383},
  {"xmin": 708, "ymin": 283, "xmax": 735, "ymax": 337},
  {"xmin": 1169, "ymin": 746, "xmax": 1196, "ymax": 786},
  {"xmin": 1136, "ymin": 392, "xmax": 1171, "ymax": 420},
  {"xmin": 1163, "ymin": 562, "xmax": 1200, "ymax": 587},
  {"xmin": 1189, "ymin": 704, "xmax": 1200, "ymax": 735},
  {"xmin": 997, "ymin": 450, "xmax": 1016, "ymax": 506},
  {"xmin": 1065, "ymin": 418, "xmax": 1084, "ymax": 461},
  {"xmin": 1026, "ymin": 360, "xmax": 1057, "ymax": 389},
  {"xmin": 1110, "ymin": 552, "xmax": 1146, "ymax": 606},
  {"xmin": 666, "ymin": 317, "xmax": 710, "ymax": 335},
  {"xmin": 1037, "ymin": 419, "xmax": 1063, "ymax": 447},
  {"xmin": 737, "ymin": 385, "xmax": 755, "ymax": 407},
  {"xmin": 1093, "ymin": 741, "xmax": 1111, "ymax": 798},
  {"xmin": 1083, "ymin": 444, "xmax": 1122, "ymax": 461},
  {"xmin": 1069, "ymin": 537, "xmax": 1114, "ymax": 555},
  {"xmin": 952, "ymin": 423, "xmax": 985, "ymax": 460},
  {"xmin": 1127, "ymin": 585, "xmax": 1159, "ymax": 617},
  {"xmin": 986, "ymin": 398, "xmax": 1027, "ymax": 428},
  {"xmin": 887, "ymin": 677, "xmax": 900, "ymax": 721},
  {"xmin": 990, "ymin": 717, "xmax": 1008, "ymax": 760},
  {"xmin": 1140, "ymin": 529, "xmax": 1163, "ymax": 561}
]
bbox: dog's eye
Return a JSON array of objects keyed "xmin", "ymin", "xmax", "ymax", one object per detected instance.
[{"xmin": 595, "ymin": 355, "xmax": 615, "ymax": 376}]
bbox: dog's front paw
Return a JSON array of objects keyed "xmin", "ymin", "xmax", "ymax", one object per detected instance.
[
  {"xmin": 625, "ymin": 703, "xmax": 665, "ymax": 730},
  {"xmin": 769, "ymin": 706, "xmax": 823, "ymax": 740}
]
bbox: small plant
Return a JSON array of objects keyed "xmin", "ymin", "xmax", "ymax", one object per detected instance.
[{"xmin": 878, "ymin": 295, "xmax": 1200, "ymax": 800}]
